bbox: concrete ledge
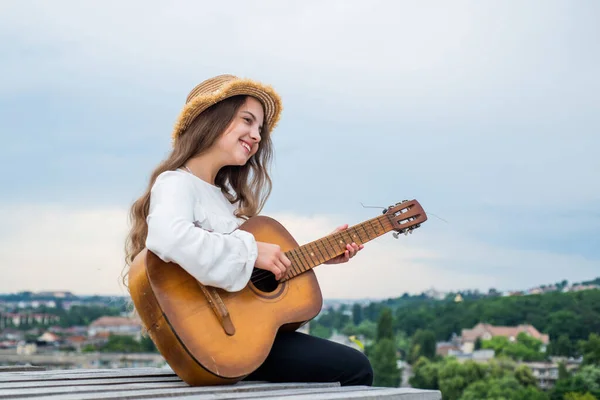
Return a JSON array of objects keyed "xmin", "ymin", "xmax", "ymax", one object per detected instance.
[{"xmin": 0, "ymin": 367, "xmax": 442, "ymax": 399}]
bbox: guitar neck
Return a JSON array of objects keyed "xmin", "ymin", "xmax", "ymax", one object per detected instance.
[{"xmin": 280, "ymin": 214, "xmax": 394, "ymax": 282}]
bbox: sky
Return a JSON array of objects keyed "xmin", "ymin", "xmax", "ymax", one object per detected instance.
[{"xmin": 0, "ymin": 0, "xmax": 598, "ymax": 299}]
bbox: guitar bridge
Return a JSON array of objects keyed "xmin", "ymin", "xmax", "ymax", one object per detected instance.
[{"xmin": 198, "ymin": 284, "xmax": 236, "ymax": 336}]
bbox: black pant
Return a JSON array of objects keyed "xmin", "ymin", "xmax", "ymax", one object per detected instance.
[{"xmin": 244, "ymin": 331, "xmax": 374, "ymax": 386}]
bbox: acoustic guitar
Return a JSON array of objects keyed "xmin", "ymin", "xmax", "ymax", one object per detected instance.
[{"xmin": 129, "ymin": 199, "xmax": 427, "ymax": 386}]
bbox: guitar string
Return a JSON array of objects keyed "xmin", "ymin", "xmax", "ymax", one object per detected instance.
[
  {"xmin": 247, "ymin": 207, "xmax": 424, "ymax": 285},
  {"xmin": 248, "ymin": 209, "xmax": 423, "ymax": 285},
  {"xmin": 247, "ymin": 223, "xmax": 393, "ymax": 286}
]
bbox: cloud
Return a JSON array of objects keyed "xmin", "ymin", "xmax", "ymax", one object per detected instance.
[
  {"xmin": 1, "ymin": 204, "xmax": 596, "ymax": 299},
  {"xmin": 0, "ymin": 205, "xmax": 131, "ymax": 296},
  {"xmin": 0, "ymin": 1, "xmax": 599, "ymax": 296}
]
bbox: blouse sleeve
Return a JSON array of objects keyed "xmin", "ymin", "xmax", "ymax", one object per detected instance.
[{"xmin": 144, "ymin": 171, "xmax": 258, "ymax": 292}]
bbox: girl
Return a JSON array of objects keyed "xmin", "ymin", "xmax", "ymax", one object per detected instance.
[{"xmin": 124, "ymin": 74, "xmax": 373, "ymax": 386}]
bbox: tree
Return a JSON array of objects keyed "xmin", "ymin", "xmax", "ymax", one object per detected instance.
[
  {"xmin": 409, "ymin": 357, "xmax": 440, "ymax": 390},
  {"xmin": 377, "ymin": 308, "xmax": 394, "ymax": 341},
  {"xmin": 355, "ymin": 320, "xmax": 377, "ymax": 341},
  {"xmin": 551, "ymin": 334, "xmax": 574, "ymax": 357},
  {"xmin": 559, "ymin": 361, "xmax": 570, "ymax": 381},
  {"xmin": 408, "ymin": 329, "xmax": 436, "ymax": 364},
  {"xmin": 371, "ymin": 338, "xmax": 400, "ymax": 387},
  {"xmin": 514, "ymin": 364, "xmax": 537, "ymax": 387},
  {"xmin": 461, "ymin": 376, "xmax": 549, "ymax": 400},
  {"xmin": 309, "ymin": 322, "xmax": 331, "ymax": 339},
  {"xmin": 581, "ymin": 333, "xmax": 600, "ymax": 366},
  {"xmin": 102, "ymin": 335, "xmax": 142, "ymax": 353},
  {"xmin": 474, "ymin": 337, "xmax": 482, "ymax": 350},
  {"xmin": 564, "ymin": 393, "xmax": 598, "ymax": 400},
  {"xmin": 395, "ymin": 331, "xmax": 410, "ymax": 360},
  {"xmin": 352, "ymin": 303, "xmax": 363, "ymax": 326}
]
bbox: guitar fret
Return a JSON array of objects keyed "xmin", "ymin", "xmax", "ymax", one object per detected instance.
[
  {"xmin": 320, "ymin": 239, "xmax": 334, "ymax": 259},
  {"xmin": 360, "ymin": 223, "xmax": 371, "ymax": 240},
  {"xmin": 332, "ymin": 233, "xmax": 346, "ymax": 254},
  {"xmin": 346, "ymin": 229, "xmax": 359, "ymax": 244},
  {"xmin": 292, "ymin": 249, "xmax": 309, "ymax": 272},
  {"xmin": 324, "ymin": 235, "xmax": 339, "ymax": 258},
  {"xmin": 288, "ymin": 250, "xmax": 303, "ymax": 276},
  {"xmin": 307, "ymin": 242, "xmax": 323, "ymax": 265},
  {"xmin": 376, "ymin": 217, "xmax": 386, "ymax": 232},
  {"xmin": 314, "ymin": 241, "xmax": 327, "ymax": 264},
  {"xmin": 353, "ymin": 226, "xmax": 366, "ymax": 243},
  {"xmin": 297, "ymin": 247, "xmax": 314, "ymax": 270},
  {"xmin": 315, "ymin": 239, "xmax": 332, "ymax": 260}
]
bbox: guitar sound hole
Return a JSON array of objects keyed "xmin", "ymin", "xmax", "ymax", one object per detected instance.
[{"xmin": 250, "ymin": 268, "xmax": 279, "ymax": 292}]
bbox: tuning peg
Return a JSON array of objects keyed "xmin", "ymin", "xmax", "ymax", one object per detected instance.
[{"xmin": 392, "ymin": 232, "xmax": 400, "ymax": 239}]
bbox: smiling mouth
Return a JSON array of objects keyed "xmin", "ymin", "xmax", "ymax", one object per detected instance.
[{"xmin": 240, "ymin": 140, "xmax": 251, "ymax": 153}]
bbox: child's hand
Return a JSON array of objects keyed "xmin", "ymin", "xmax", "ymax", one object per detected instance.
[
  {"xmin": 324, "ymin": 224, "xmax": 364, "ymax": 265},
  {"xmin": 255, "ymin": 241, "xmax": 291, "ymax": 280}
]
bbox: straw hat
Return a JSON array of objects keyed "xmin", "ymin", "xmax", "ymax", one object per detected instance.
[{"xmin": 171, "ymin": 74, "xmax": 282, "ymax": 143}]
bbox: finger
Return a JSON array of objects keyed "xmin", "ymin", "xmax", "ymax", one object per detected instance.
[
  {"xmin": 280, "ymin": 253, "xmax": 292, "ymax": 268},
  {"xmin": 347, "ymin": 244, "xmax": 357, "ymax": 258},
  {"xmin": 267, "ymin": 265, "xmax": 280, "ymax": 280},
  {"xmin": 274, "ymin": 259, "xmax": 287, "ymax": 279}
]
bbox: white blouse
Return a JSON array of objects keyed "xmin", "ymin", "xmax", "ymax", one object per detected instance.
[{"xmin": 145, "ymin": 170, "xmax": 258, "ymax": 292}]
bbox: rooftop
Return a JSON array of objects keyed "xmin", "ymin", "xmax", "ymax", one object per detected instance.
[{"xmin": 0, "ymin": 366, "xmax": 442, "ymax": 399}]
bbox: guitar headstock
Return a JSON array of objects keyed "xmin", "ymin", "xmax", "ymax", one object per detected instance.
[{"xmin": 383, "ymin": 199, "xmax": 427, "ymax": 238}]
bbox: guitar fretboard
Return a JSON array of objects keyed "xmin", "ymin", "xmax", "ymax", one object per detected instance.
[{"xmin": 280, "ymin": 214, "xmax": 394, "ymax": 281}]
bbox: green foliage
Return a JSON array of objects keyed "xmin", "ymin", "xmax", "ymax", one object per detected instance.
[
  {"xmin": 559, "ymin": 361, "xmax": 570, "ymax": 380},
  {"xmin": 550, "ymin": 365, "xmax": 600, "ymax": 400},
  {"xmin": 564, "ymin": 393, "xmax": 598, "ymax": 400},
  {"xmin": 377, "ymin": 308, "xmax": 394, "ymax": 341},
  {"xmin": 550, "ymin": 334, "xmax": 574, "ymax": 357},
  {"xmin": 581, "ymin": 333, "xmax": 600, "ymax": 366},
  {"xmin": 480, "ymin": 332, "xmax": 545, "ymax": 361},
  {"xmin": 392, "ymin": 289, "xmax": 600, "ymax": 346},
  {"xmin": 95, "ymin": 334, "xmax": 157, "ymax": 353},
  {"xmin": 409, "ymin": 357, "xmax": 441, "ymax": 390},
  {"xmin": 309, "ymin": 322, "xmax": 331, "ymax": 339},
  {"xmin": 316, "ymin": 309, "xmax": 350, "ymax": 332},
  {"xmin": 102, "ymin": 335, "xmax": 142, "ymax": 353},
  {"xmin": 408, "ymin": 329, "xmax": 436, "ymax": 364},
  {"xmin": 460, "ymin": 376, "xmax": 549, "ymax": 400},
  {"xmin": 57, "ymin": 306, "xmax": 122, "ymax": 327},
  {"xmin": 370, "ymin": 338, "xmax": 400, "ymax": 387},
  {"xmin": 514, "ymin": 364, "xmax": 537, "ymax": 387},
  {"xmin": 356, "ymin": 320, "xmax": 377, "ymax": 340},
  {"xmin": 437, "ymin": 359, "xmax": 487, "ymax": 400},
  {"xmin": 410, "ymin": 357, "xmax": 548, "ymax": 400},
  {"xmin": 395, "ymin": 331, "xmax": 410, "ymax": 359},
  {"xmin": 352, "ymin": 303, "xmax": 363, "ymax": 326}
]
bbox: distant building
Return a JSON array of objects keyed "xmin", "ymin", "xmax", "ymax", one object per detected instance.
[
  {"xmin": 449, "ymin": 349, "xmax": 495, "ymax": 363},
  {"xmin": 564, "ymin": 284, "xmax": 600, "ymax": 293},
  {"xmin": 37, "ymin": 332, "xmax": 60, "ymax": 344},
  {"xmin": 459, "ymin": 323, "xmax": 549, "ymax": 354},
  {"xmin": 88, "ymin": 316, "xmax": 142, "ymax": 340},
  {"xmin": 524, "ymin": 360, "xmax": 581, "ymax": 389},
  {"xmin": 436, "ymin": 341, "xmax": 461, "ymax": 356},
  {"xmin": 423, "ymin": 288, "xmax": 446, "ymax": 300}
]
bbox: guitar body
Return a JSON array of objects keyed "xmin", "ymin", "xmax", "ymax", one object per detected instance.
[{"xmin": 129, "ymin": 216, "xmax": 323, "ymax": 386}]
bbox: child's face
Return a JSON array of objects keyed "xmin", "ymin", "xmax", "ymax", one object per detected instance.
[{"xmin": 214, "ymin": 97, "xmax": 265, "ymax": 166}]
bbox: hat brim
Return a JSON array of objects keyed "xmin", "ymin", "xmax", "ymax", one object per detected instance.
[{"xmin": 171, "ymin": 78, "xmax": 282, "ymax": 143}]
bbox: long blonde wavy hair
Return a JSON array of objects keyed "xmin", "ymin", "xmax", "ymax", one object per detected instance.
[{"xmin": 122, "ymin": 95, "xmax": 273, "ymax": 287}]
